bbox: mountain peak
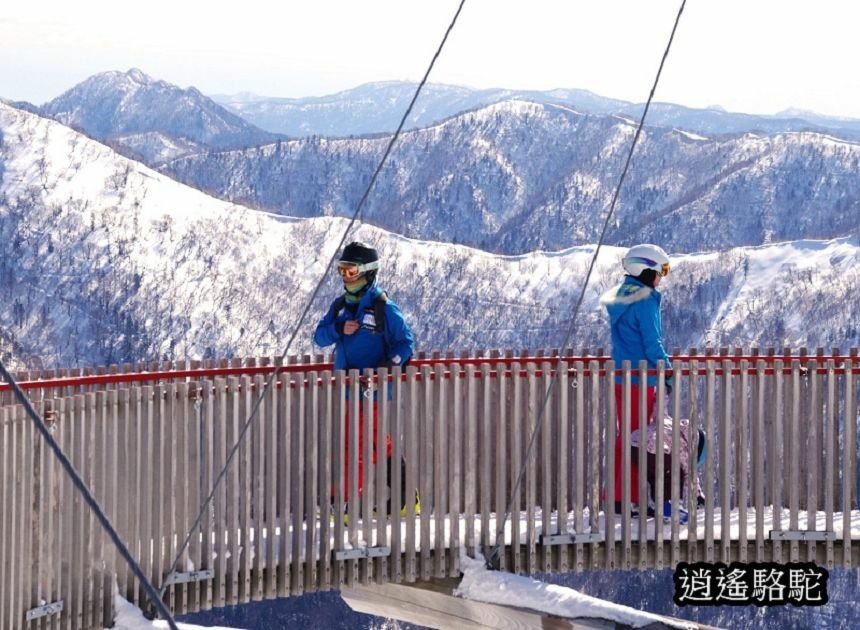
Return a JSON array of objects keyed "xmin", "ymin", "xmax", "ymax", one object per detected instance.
[
  {"xmin": 41, "ymin": 69, "xmax": 282, "ymax": 156},
  {"xmin": 126, "ymin": 68, "xmax": 153, "ymax": 85}
]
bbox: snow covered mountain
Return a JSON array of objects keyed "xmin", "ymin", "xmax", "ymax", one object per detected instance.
[
  {"xmin": 38, "ymin": 69, "xmax": 283, "ymax": 163},
  {"xmin": 161, "ymin": 99, "xmax": 860, "ymax": 255},
  {"xmin": 4, "ymin": 72, "xmax": 858, "ymax": 630},
  {"xmin": 25, "ymin": 71, "xmax": 860, "ymax": 256},
  {"xmin": 1, "ymin": 101, "xmax": 857, "ymax": 369},
  {"xmin": 212, "ymin": 80, "xmax": 860, "ymax": 140}
]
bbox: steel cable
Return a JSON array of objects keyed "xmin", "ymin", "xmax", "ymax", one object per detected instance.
[
  {"xmin": 158, "ymin": 0, "xmax": 469, "ymax": 609},
  {"xmin": 486, "ymin": 0, "xmax": 688, "ymax": 570}
]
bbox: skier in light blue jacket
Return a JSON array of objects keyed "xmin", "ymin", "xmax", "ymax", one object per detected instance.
[{"xmin": 600, "ymin": 243, "xmax": 673, "ymax": 516}]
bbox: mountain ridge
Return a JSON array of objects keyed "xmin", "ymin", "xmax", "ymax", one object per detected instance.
[
  {"xmin": 210, "ymin": 79, "xmax": 860, "ymax": 140},
  {"xmin": 1, "ymin": 101, "xmax": 857, "ymax": 370},
  {"xmin": 24, "ymin": 71, "xmax": 860, "ymax": 256},
  {"xmin": 159, "ymin": 98, "xmax": 860, "ymax": 255}
]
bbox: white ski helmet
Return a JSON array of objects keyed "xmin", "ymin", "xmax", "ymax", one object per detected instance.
[{"xmin": 622, "ymin": 244, "xmax": 671, "ymax": 277}]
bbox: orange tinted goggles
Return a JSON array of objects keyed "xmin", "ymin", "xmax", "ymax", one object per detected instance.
[
  {"xmin": 337, "ymin": 263, "xmax": 362, "ymax": 281},
  {"xmin": 337, "ymin": 259, "xmax": 379, "ymax": 281}
]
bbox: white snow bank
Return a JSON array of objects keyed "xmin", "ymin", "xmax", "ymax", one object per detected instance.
[{"xmin": 454, "ymin": 552, "xmax": 695, "ymax": 629}]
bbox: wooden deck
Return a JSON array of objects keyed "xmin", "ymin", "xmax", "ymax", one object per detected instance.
[{"xmin": 1, "ymin": 349, "xmax": 857, "ymax": 628}]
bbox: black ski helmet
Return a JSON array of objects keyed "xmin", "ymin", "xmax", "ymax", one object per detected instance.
[
  {"xmin": 339, "ymin": 242, "xmax": 379, "ymax": 266},
  {"xmin": 338, "ymin": 241, "xmax": 380, "ymax": 286}
]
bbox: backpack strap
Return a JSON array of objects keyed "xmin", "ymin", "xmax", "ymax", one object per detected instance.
[
  {"xmin": 336, "ymin": 291, "xmax": 392, "ymax": 361},
  {"xmin": 374, "ymin": 291, "xmax": 389, "ymax": 357},
  {"xmin": 333, "ymin": 295, "xmax": 346, "ymax": 315},
  {"xmin": 374, "ymin": 291, "xmax": 388, "ymax": 334},
  {"xmin": 333, "ymin": 293, "xmax": 383, "ymax": 328}
]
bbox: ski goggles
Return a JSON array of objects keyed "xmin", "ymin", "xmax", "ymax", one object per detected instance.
[
  {"xmin": 630, "ymin": 257, "xmax": 671, "ymax": 277},
  {"xmin": 337, "ymin": 260, "xmax": 379, "ymax": 281}
]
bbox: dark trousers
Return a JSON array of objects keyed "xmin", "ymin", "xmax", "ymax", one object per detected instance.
[{"xmin": 632, "ymin": 448, "xmax": 680, "ymax": 502}]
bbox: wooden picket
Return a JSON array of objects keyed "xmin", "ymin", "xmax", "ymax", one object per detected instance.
[{"xmin": 0, "ymin": 349, "xmax": 858, "ymax": 629}]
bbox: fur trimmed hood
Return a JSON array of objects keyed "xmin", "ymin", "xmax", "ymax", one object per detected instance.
[
  {"xmin": 599, "ymin": 281, "xmax": 654, "ymax": 307},
  {"xmin": 600, "ymin": 277, "xmax": 660, "ymax": 326}
]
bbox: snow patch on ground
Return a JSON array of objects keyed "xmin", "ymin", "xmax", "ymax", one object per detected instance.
[{"xmin": 455, "ymin": 552, "xmax": 695, "ymax": 629}]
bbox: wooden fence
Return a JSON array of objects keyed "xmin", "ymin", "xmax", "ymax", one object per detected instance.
[{"xmin": 1, "ymin": 349, "xmax": 858, "ymax": 629}]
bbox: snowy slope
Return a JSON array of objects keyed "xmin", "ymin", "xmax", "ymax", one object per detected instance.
[
  {"xmin": 1, "ymin": 102, "xmax": 858, "ymax": 369},
  {"xmin": 162, "ymin": 100, "xmax": 860, "ymax": 255},
  {"xmin": 23, "ymin": 71, "xmax": 860, "ymax": 256}
]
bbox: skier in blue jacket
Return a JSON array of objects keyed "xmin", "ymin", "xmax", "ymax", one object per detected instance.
[
  {"xmin": 600, "ymin": 243, "xmax": 673, "ymax": 516},
  {"xmin": 314, "ymin": 241, "xmax": 415, "ymax": 511},
  {"xmin": 314, "ymin": 242, "xmax": 413, "ymax": 371}
]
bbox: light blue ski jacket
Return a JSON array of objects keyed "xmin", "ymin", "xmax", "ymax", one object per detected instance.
[{"xmin": 600, "ymin": 276, "xmax": 671, "ymax": 385}]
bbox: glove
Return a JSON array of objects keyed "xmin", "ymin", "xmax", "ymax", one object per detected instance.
[{"xmin": 664, "ymin": 375, "xmax": 674, "ymax": 395}]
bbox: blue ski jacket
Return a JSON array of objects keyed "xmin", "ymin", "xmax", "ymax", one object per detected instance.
[
  {"xmin": 600, "ymin": 276, "xmax": 671, "ymax": 385},
  {"xmin": 313, "ymin": 281, "xmax": 414, "ymax": 372}
]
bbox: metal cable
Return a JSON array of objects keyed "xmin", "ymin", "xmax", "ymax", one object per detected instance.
[
  {"xmin": 159, "ymin": 0, "xmax": 469, "ymax": 606},
  {"xmin": 0, "ymin": 359, "xmax": 180, "ymax": 630},
  {"xmin": 485, "ymin": 0, "xmax": 688, "ymax": 570}
]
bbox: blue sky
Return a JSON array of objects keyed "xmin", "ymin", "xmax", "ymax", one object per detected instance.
[{"xmin": 2, "ymin": 0, "xmax": 858, "ymax": 118}]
